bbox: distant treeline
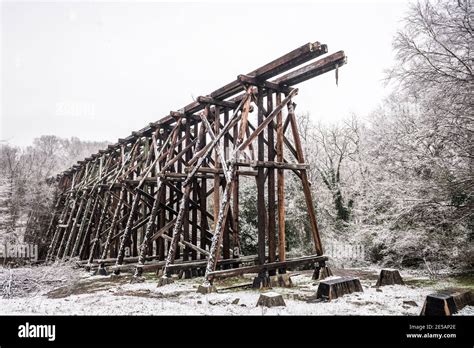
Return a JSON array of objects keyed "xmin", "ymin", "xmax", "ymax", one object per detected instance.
[{"xmin": 0, "ymin": 136, "xmax": 109, "ymax": 254}]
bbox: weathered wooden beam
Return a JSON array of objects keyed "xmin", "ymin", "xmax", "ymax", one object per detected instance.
[
  {"xmin": 237, "ymin": 74, "xmax": 292, "ymax": 94},
  {"xmin": 256, "ymin": 90, "xmax": 267, "ymax": 280},
  {"xmin": 160, "ymin": 232, "xmax": 209, "ymax": 256},
  {"xmin": 207, "ymin": 255, "xmax": 328, "ymax": 280},
  {"xmin": 274, "ymin": 50, "xmax": 346, "ymax": 86},
  {"xmin": 185, "ymin": 167, "xmax": 258, "ymax": 177},
  {"xmin": 197, "ymin": 96, "xmax": 237, "ymax": 109},
  {"xmin": 235, "ymin": 160, "xmax": 309, "ymax": 170},
  {"xmin": 276, "ymin": 92, "xmax": 286, "ymax": 264},
  {"xmin": 208, "ymin": 41, "xmax": 326, "ymax": 101},
  {"xmin": 267, "ymin": 92, "xmax": 276, "ymax": 273}
]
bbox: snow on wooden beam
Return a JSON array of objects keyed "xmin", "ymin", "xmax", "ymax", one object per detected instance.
[{"xmin": 274, "ymin": 50, "xmax": 347, "ymax": 87}]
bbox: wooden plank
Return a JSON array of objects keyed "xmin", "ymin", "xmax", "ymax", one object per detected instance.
[
  {"xmin": 168, "ymin": 256, "xmax": 256, "ymax": 272},
  {"xmin": 160, "ymin": 233, "xmax": 209, "ymax": 256},
  {"xmin": 274, "ymin": 51, "xmax": 346, "ymax": 86},
  {"xmin": 197, "ymin": 96, "xmax": 238, "ymax": 109},
  {"xmin": 207, "ymin": 255, "xmax": 328, "ymax": 279}
]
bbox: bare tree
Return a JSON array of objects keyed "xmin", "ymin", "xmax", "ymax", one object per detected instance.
[
  {"xmin": 387, "ymin": 0, "xmax": 473, "ymax": 225},
  {"xmin": 293, "ymin": 114, "xmax": 361, "ymax": 223},
  {"xmin": 390, "ymin": 0, "xmax": 472, "ymax": 94}
]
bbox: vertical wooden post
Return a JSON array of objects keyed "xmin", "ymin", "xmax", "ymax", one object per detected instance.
[
  {"xmin": 276, "ymin": 92, "xmax": 286, "ymax": 264},
  {"xmin": 166, "ymin": 182, "xmax": 172, "ymax": 256},
  {"xmin": 232, "ymin": 118, "xmax": 240, "ymax": 258},
  {"xmin": 256, "ymin": 89, "xmax": 267, "ymax": 272},
  {"xmin": 158, "ymin": 181, "xmax": 166, "ymax": 261},
  {"xmin": 213, "ymin": 106, "xmax": 221, "ymax": 232},
  {"xmin": 191, "ymin": 121, "xmax": 199, "ymax": 261},
  {"xmin": 199, "ymin": 124, "xmax": 208, "ymax": 260},
  {"xmin": 267, "ymin": 91, "xmax": 276, "ymax": 275},
  {"xmin": 183, "ymin": 119, "xmax": 191, "ymax": 263}
]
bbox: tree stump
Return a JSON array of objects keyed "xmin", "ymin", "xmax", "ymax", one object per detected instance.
[
  {"xmin": 421, "ymin": 289, "xmax": 473, "ymax": 316},
  {"xmin": 256, "ymin": 292, "xmax": 286, "ymax": 307},
  {"xmin": 376, "ymin": 269, "xmax": 404, "ymax": 287},
  {"xmin": 316, "ymin": 276, "xmax": 363, "ymax": 301}
]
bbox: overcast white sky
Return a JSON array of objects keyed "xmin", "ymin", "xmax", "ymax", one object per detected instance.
[{"xmin": 1, "ymin": 0, "xmax": 413, "ymax": 147}]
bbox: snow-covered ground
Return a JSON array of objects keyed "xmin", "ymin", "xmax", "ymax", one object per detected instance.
[{"xmin": 0, "ymin": 264, "xmax": 472, "ymax": 315}]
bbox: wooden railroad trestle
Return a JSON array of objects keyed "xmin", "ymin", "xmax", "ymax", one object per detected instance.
[{"xmin": 40, "ymin": 42, "xmax": 347, "ymax": 287}]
